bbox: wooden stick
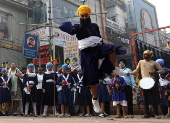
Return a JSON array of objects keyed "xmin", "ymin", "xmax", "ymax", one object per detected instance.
[
  {"xmin": 18, "ymin": 23, "xmax": 59, "ymax": 28},
  {"xmin": 53, "ymin": 60, "xmax": 57, "ymax": 117}
]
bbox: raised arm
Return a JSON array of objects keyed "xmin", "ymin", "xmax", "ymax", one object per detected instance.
[{"xmin": 59, "ymin": 21, "xmax": 79, "ymax": 35}]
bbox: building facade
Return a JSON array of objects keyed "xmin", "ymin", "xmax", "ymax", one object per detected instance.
[
  {"xmin": 159, "ymin": 30, "xmax": 170, "ymax": 52},
  {"xmin": 27, "ymin": 0, "xmax": 105, "ymax": 66},
  {"xmin": 125, "ymin": 0, "xmax": 160, "ymax": 46},
  {"xmin": 0, "ymin": 0, "xmax": 30, "ymax": 68}
]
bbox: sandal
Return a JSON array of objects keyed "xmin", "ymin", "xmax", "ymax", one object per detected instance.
[
  {"xmin": 115, "ymin": 114, "xmax": 121, "ymax": 118},
  {"xmin": 123, "ymin": 114, "xmax": 128, "ymax": 118},
  {"xmin": 23, "ymin": 115, "xmax": 27, "ymax": 117},
  {"xmin": 34, "ymin": 115, "xmax": 38, "ymax": 117}
]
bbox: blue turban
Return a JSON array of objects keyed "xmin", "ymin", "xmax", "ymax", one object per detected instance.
[
  {"xmin": 27, "ymin": 64, "xmax": 35, "ymax": 68},
  {"xmin": 156, "ymin": 59, "xmax": 164, "ymax": 66},
  {"xmin": 72, "ymin": 57, "xmax": 78, "ymax": 62},
  {"xmin": 1, "ymin": 68, "xmax": 6, "ymax": 73},
  {"xmin": 62, "ymin": 64, "xmax": 69, "ymax": 70},
  {"xmin": 77, "ymin": 66, "xmax": 82, "ymax": 72},
  {"xmin": 46, "ymin": 62, "xmax": 53, "ymax": 68}
]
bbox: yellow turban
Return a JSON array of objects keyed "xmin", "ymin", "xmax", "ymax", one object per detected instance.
[
  {"xmin": 143, "ymin": 50, "xmax": 153, "ymax": 56},
  {"xmin": 77, "ymin": 5, "xmax": 91, "ymax": 16}
]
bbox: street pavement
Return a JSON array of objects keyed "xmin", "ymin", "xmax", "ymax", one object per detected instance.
[{"xmin": 0, "ymin": 115, "xmax": 169, "ymax": 123}]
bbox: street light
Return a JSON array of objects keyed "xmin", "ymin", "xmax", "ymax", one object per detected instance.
[{"xmin": 80, "ymin": 0, "xmax": 87, "ymax": 5}]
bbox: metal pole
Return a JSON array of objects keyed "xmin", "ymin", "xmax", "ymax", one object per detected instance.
[
  {"xmin": 48, "ymin": 0, "xmax": 56, "ymax": 117},
  {"xmin": 39, "ymin": 38, "xmax": 41, "ymax": 67},
  {"xmin": 48, "ymin": 0, "xmax": 52, "ymax": 43}
]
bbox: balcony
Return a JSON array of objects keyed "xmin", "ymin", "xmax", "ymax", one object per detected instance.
[
  {"xmin": 105, "ymin": 0, "xmax": 124, "ymax": 9},
  {"xmin": 106, "ymin": 18, "xmax": 126, "ymax": 33},
  {"xmin": 13, "ymin": 0, "xmax": 28, "ymax": 5},
  {"xmin": 0, "ymin": 0, "xmax": 31, "ymax": 11},
  {"xmin": 65, "ymin": 0, "xmax": 82, "ymax": 6}
]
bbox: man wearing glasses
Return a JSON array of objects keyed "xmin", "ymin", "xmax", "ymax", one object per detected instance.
[{"xmin": 127, "ymin": 50, "xmax": 165, "ymax": 119}]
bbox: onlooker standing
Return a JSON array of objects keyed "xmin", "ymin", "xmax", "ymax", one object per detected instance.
[
  {"xmin": 128, "ymin": 50, "xmax": 165, "ymax": 119},
  {"xmin": 8, "ymin": 63, "xmax": 22, "ymax": 115},
  {"xmin": 111, "ymin": 74, "xmax": 128, "ymax": 118},
  {"xmin": 118, "ymin": 59, "xmax": 137, "ymax": 118},
  {"xmin": 23, "ymin": 64, "xmax": 38, "ymax": 117},
  {"xmin": 156, "ymin": 59, "xmax": 170, "ymax": 118},
  {"xmin": 0, "ymin": 68, "xmax": 12, "ymax": 115},
  {"xmin": 36, "ymin": 67, "xmax": 43, "ymax": 115}
]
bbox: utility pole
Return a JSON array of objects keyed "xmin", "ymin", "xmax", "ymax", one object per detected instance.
[{"xmin": 48, "ymin": 0, "xmax": 53, "ymax": 62}]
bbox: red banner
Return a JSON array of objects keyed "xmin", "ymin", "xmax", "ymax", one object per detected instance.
[
  {"xmin": 39, "ymin": 45, "xmax": 49, "ymax": 50},
  {"xmin": 33, "ymin": 57, "xmax": 49, "ymax": 64},
  {"xmin": 39, "ymin": 51, "xmax": 49, "ymax": 55}
]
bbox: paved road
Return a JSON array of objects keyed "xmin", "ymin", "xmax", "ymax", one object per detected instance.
[{"xmin": 0, "ymin": 115, "xmax": 169, "ymax": 123}]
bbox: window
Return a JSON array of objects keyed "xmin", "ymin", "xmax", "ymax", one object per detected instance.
[
  {"xmin": 28, "ymin": 0, "xmax": 47, "ymax": 24},
  {"xmin": 0, "ymin": 11, "xmax": 8, "ymax": 38}
]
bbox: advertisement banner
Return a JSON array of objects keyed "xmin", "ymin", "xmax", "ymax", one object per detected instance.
[
  {"xmin": 23, "ymin": 33, "xmax": 39, "ymax": 59},
  {"xmin": 64, "ymin": 41, "xmax": 79, "ymax": 69},
  {"xmin": 28, "ymin": 27, "xmax": 77, "ymax": 47},
  {"xmin": 125, "ymin": 0, "xmax": 137, "ymax": 29}
]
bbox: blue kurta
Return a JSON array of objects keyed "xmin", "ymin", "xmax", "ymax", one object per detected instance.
[
  {"xmin": 159, "ymin": 67, "xmax": 170, "ymax": 106},
  {"xmin": 57, "ymin": 73, "xmax": 74, "ymax": 105},
  {"xmin": 111, "ymin": 76, "xmax": 127, "ymax": 101},
  {"xmin": 60, "ymin": 22, "xmax": 126, "ymax": 86},
  {"xmin": 23, "ymin": 74, "xmax": 38, "ymax": 102},
  {"xmin": 74, "ymin": 74, "xmax": 92, "ymax": 106},
  {"xmin": 42, "ymin": 73, "xmax": 58, "ymax": 106},
  {"xmin": 97, "ymin": 82, "xmax": 110, "ymax": 103},
  {"xmin": 0, "ymin": 76, "xmax": 12, "ymax": 103}
]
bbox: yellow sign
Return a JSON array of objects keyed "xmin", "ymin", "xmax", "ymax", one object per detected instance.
[
  {"xmin": 0, "ymin": 41, "xmax": 22, "ymax": 51},
  {"xmin": 64, "ymin": 41, "xmax": 79, "ymax": 68},
  {"xmin": 167, "ymin": 41, "xmax": 170, "ymax": 49}
]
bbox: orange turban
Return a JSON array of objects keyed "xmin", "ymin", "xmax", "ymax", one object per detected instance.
[
  {"xmin": 77, "ymin": 5, "xmax": 91, "ymax": 16},
  {"xmin": 143, "ymin": 50, "xmax": 153, "ymax": 56}
]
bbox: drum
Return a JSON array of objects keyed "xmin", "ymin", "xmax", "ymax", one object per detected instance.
[{"xmin": 139, "ymin": 77, "xmax": 155, "ymax": 89}]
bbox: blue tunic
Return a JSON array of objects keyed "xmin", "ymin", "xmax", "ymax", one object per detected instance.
[
  {"xmin": 42, "ymin": 73, "xmax": 58, "ymax": 106},
  {"xmin": 57, "ymin": 73, "xmax": 74, "ymax": 105},
  {"xmin": 74, "ymin": 74, "xmax": 92, "ymax": 106},
  {"xmin": 111, "ymin": 76, "xmax": 127, "ymax": 101},
  {"xmin": 159, "ymin": 67, "xmax": 170, "ymax": 106},
  {"xmin": 0, "ymin": 76, "xmax": 12, "ymax": 103},
  {"xmin": 60, "ymin": 22, "xmax": 126, "ymax": 86},
  {"xmin": 23, "ymin": 74, "xmax": 38, "ymax": 102},
  {"xmin": 97, "ymin": 82, "xmax": 110, "ymax": 103}
]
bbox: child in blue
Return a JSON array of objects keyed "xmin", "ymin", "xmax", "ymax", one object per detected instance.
[
  {"xmin": 111, "ymin": 74, "xmax": 128, "ymax": 118},
  {"xmin": 57, "ymin": 64, "xmax": 74, "ymax": 117},
  {"xmin": 74, "ymin": 66, "xmax": 91, "ymax": 117},
  {"xmin": 97, "ymin": 73, "xmax": 111, "ymax": 117},
  {"xmin": 23, "ymin": 64, "xmax": 38, "ymax": 117},
  {"xmin": 156, "ymin": 59, "xmax": 170, "ymax": 117},
  {"xmin": 0, "ymin": 68, "xmax": 12, "ymax": 115},
  {"xmin": 164, "ymin": 74, "xmax": 170, "ymax": 118},
  {"xmin": 42, "ymin": 62, "xmax": 58, "ymax": 117}
]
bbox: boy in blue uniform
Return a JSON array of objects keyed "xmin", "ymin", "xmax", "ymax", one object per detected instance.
[
  {"xmin": 23, "ymin": 64, "xmax": 38, "ymax": 117},
  {"xmin": 156, "ymin": 59, "xmax": 170, "ymax": 118},
  {"xmin": 57, "ymin": 64, "xmax": 74, "ymax": 117},
  {"xmin": 42, "ymin": 63, "xmax": 58, "ymax": 117},
  {"xmin": 0, "ymin": 68, "xmax": 12, "ymax": 115},
  {"xmin": 74, "ymin": 66, "xmax": 91, "ymax": 117},
  {"xmin": 111, "ymin": 74, "xmax": 128, "ymax": 118}
]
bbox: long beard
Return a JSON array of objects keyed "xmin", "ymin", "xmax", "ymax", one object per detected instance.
[{"xmin": 79, "ymin": 17, "xmax": 92, "ymax": 29}]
